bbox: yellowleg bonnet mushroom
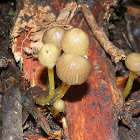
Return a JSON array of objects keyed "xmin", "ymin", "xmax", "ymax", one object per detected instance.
[
  {"xmin": 42, "ymin": 27, "xmax": 65, "ymax": 50},
  {"xmin": 50, "ymin": 99, "xmax": 66, "ymax": 118},
  {"xmin": 62, "ymin": 28, "xmax": 89, "ymax": 56},
  {"xmin": 54, "ymin": 53, "xmax": 92, "ymax": 100},
  {"xmin": 123, "ymin": 52, "xmax": 140, "ymax": 99},
  {"xmin": 37, "ymin": 43, "xmax": 60, "ymax": 105}
]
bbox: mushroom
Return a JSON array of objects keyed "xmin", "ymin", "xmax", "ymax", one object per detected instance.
[
  {"xmin": 62, "ymin": 28, "xmax": 89, "ymax": 56},
  {"xmin": 50, "ymin": 99, "xmax": 66, "ymax": 118},
  {"xmin": 42, "ymin": 27, "xmax": 65, "ymax": 50},
  {"xmin": 54, "ymin": 53, "xmax": 92, "ymax": 100},
  {"xmin": 37, "ymin": 43, "xmax": 60, "ymax": 103},
  {"xmin": 53, "ymin": 99, "xmax": 66, "ymax": 112},
  {"xmin": 123, "ymin": 52, "xmax": 140, "ymax": 98}
]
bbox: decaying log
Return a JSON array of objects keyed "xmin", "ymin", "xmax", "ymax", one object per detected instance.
[
  {"xmin": 118, "ymin": 90, "xmax": 140, "ymax": 140},
  {"xmin": 2, "ymin": 86, "xmax": 23, "ymax": 140},
  {"xmin": 81, "ymin": 4, "xmax": 126, "ymax": 63},
  {"xmin": 21, "ymin": 91, "xmax": 57, "ymax": 138},
  {"xmin": 12, "ymin": 0, "xmax": 124, "ymax": 139},
  {"xmin": 12, "ymin": 0, "xmax": 76, "ymax": 89},
  {"xmin": 0, "ymin": 23, "xmax": 9, "ymax": 68},
  {"xmin": 1, "ymin": 49, "xmax": 23, "ymax": 140},
  {"xmin": 63, "ymin": 1, "xmax": 124, "ymax": 139}
]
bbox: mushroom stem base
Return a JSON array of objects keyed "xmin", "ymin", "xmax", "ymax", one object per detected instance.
[
  {"xmin": 123, "ymin": 71, "xmax": 136, "ymax": 99},
  {"xmin": 50, "ymin": 106, "xmax": 59, "ymax": 118}
]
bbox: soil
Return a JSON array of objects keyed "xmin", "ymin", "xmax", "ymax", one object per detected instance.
[{"xmin": 0, "ymin": 0, "xmax": 139, "ymax": 139}]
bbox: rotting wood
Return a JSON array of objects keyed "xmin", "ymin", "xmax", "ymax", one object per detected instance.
[
  {"xmin": 22, "ymin": 86, "xmax": 48, "ymax": 124},
  {"xmin": 12, "ymin": 0, "xmax": 125, "ymax": 139},
  {"xmin": 0, "ymin": 50, "xmax": 22, "ymax": 93},
  {"xmin": 120, "ymin": 90, "xmax": 140, "ymax": 129},
  {"xmin": 1, "ymin": 49, "xmax": 23, "ymax": 140},
  {"xmin": 2, "ymin": 86, "xmax": 23, "ymax": 140},
  {"xmin": 64, "ymin": 1, "xmax": 124, "ymax": 140},
  {"xmin": 12, "ymin": 0, "xmax": 75, "ymax": 89},
  {"xmin": 0, "ymin": 22, "xmax": 9, "ymax": 68},
  {"xmin": 21, "ymin": 91, "xmax": 61, "ymax": 138},
  {"xmin": 81, "ymin": 4, "xmax": 126, "ymax": 63},
  {"xmin": 124, "ymin": 91, "xmax": 140, "ymax": 117},
  {"xmin": 124, "ymin": 12, "xmax": 138, "ymax": 52}
]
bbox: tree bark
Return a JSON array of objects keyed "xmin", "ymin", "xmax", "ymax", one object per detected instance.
[
  {"xmin": 2, "ymin": 87, "xmax": 23, "ymax": 140},
  {"xmin": 12, "ymin": 0, "xmax": 124, "ymax": 139}
]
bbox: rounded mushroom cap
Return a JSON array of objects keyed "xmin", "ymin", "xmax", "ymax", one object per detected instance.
[
  {"xmin": 125, "ymin": 52, "xmax": 140, "ymax": 72},
  {"xmin": 56, "ymin": 53, "xmax": 92, "ymax": 85},
  {"xmin": 42, "ymin": 27, "xmax": 65, "ymax": 50},
  {"xmin": 62, "ymin": 28, "xmax": 89, "ymax": 56},
  {"xmin": 53, "ymin": 99, "xmax": 66, "ymax": 112},
  {"xmin": 38, "ymin": 44, "xmax": 60, "ymax": 69}
]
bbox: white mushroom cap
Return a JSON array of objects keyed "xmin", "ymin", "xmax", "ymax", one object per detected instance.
[
  {"xmin": 38, "ymin": 44, "xmax": 60, "ymax": 69},
  {"xmin": 62, "ymin": 28, "xmax": 89, "ymax": 55},
  {"xmin": 56, "ymin": 53, "xmax": 92, "ymax": 85},
  {"xmin": 42, "ymin": 27, "xmax": 65, "ymax": 50}
]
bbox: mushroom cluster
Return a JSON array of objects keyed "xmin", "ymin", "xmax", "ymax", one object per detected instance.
[
  {"xmin": 54, "ymin": 28, "xmax": 91, "ymax": 100},
  {"xmin": 36, "ymin": 27, "xmax": 91, "ymax": 115},
  {"xmin": 123, "ymin": 52, "xmax": 140, "ymax": 99}
]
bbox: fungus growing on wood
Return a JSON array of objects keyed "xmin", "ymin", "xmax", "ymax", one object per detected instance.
[
  {"xmin": 54, "ymin": 53, "xmax": 92, "ymax": 100},
  {"xmin": 123, "ymin": 52, "xmax": 140, "ymax": 98},
  {"xmin": 42, "ymin": 27, "xmax": 65, "ymax": 50},
  {"xmin": 125, "ymin": 53, "xmax": 140, "ymax": 72},
  {"xmin": 62, "ymin": 28, "xmax": 89, "ymax": 55},
  {"xmin": 50, "ymin": 99, "xmax": 66, "ymax": 118},
  {"xmin": 36, "ymin": 28, "xmax": 91, "ymax": 106},
  {"xmin": 37, "ymin": 44, "xmax": 60, "ymax": 105},
  {"xmin": 53, "ymin": 99, "xmax": 66, "ymax": 112}
]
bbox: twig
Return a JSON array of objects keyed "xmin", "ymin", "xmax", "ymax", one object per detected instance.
[
  {"xmin": 56, "ymin": 2, "xmax": 78, "ymax": 25},
  {"xmin": 122, "ymin": 32, "xmax": 133, "ymax": 50},
  {"xmin": 61, "ymin": 117, "xmax": 70, "ymax": 140},
  {"xmin": 20, "ymin": 91, "xmax": 56, "ymax": 137},
  {"xmin": 124, "ymin": 12, "xmax": 138, "ymax": 52},
  {"xmin": 81, "ymin": 4, "xmax": 126, "ymax": 63}
]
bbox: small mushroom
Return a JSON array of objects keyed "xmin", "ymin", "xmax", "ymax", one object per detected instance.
[
  {"xmin": 38, "ymin": 44, "xmax": 60, "ymax": 69},
  {"xmin": 42, "ymin": 27, "xmax": 65, "ymax": 50},
  {"xmin": 125, "ymin": 52, "xmax": 140, "ymax": 72},
  {"xmin": 50, "ymin": 99, "xmax": 66, "ymax": 118},
  {"xmin": 54, "ymin": 53, "xmax": 92, "ymax": 100},
  {"xmin": 53, "ymin": 99, "xmax": 66, "ymax": 112},
  {"xmin": 38, "ymin": 44, "xmax": 60, "ymax": 103},
  {"xmin": 123, "ymin": 52, "xmax": 140, "ymax": 99},
  {"xmin": 62, "ymin": 28, "xmax": 89, "ymax": 56}
]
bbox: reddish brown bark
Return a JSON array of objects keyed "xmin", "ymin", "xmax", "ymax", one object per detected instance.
[
  {"xmin": 13, "ymin": 0, "xmax": 124, "ymax": 139},
  {"xmin": 64, "ymin": 1, "xmax": 123, "ymax": 140}
]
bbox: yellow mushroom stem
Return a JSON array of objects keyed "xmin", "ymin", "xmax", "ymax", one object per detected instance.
[
  {"xmin": 35, "ymin": 85, "xmax": 62, "ymax": 106},
  {"xmin": 35, "ymin": 81, "xmax": 70, "ymax": 106},
  {"xmin": 53, "ymin": 82, "xmax": 71, "ymax": 101},
  {"xmin": 35, "ymin": 68, "xmax": 55, "ymax": 106},
  {"xmin": 123, "ymin": 71, "xmax": 136, "ymax": 99},
  {"xmin": 48, "ymin": 68, "xmax": 55, "ymax": 97},
  {"xmin": 50, "ymin": 106, "xmax": 59, "ymax": 118}
]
